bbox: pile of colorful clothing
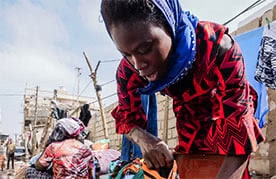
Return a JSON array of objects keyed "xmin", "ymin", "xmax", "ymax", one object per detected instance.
[{"xmin": 108, "ymin": 158, "xmax": 177, "ymax": 179}]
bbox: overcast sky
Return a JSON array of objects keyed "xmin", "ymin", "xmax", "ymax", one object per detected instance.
[{"xmin": 0, "ymin": 0, "xmax": 274, "ymax": 137}]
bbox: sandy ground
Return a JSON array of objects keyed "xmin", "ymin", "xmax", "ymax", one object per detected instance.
[
  {"xmin": 0, "ymin": 168, "xmax": 16, "ymax": 179},
  {"xmin": 0, "ymin": 159, "xmax": 27, "ymax": 179}
]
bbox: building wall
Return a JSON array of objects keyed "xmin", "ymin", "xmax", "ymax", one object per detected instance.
[{"xmin": 87, "ymin": 102, "xmax": 122, "ymax": 150}]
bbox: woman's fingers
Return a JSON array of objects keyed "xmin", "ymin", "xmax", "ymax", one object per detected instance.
[
  {"xmin": 144, "ymin": 151, "xmax": 165, "ymax": 169},
  {"xmin": 157, "ymin": 141, "xmax": 174, "ymax": 168},
  {"xmin": 156, "ymin": 152, "xmax": 167, "ymax": 168},
  {"xmin": 128, "ymin": 128, "xmax": 174, "ymax": 169},
  {"xmin": 144, "ymin": 158, "xmax": 153, "ymax": 169},
  {"xmin": 143, "ymin": 141, "xmax": 173, "ymax": 169}
]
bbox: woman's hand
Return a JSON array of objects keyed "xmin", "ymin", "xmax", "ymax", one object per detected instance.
[
  {"xmin": 35, "ymin": 159, "xmax": 48, "ymax": 171},
  {"xmin": 126, "ymin": 127, "xmax": 174, "ymax": 169}
]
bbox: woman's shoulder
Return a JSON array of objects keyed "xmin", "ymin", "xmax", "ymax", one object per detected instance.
[
  {"xmin": 196, "ymin": 21, "xmax": 228, "ymax": 44},
  {"xmin": 192, "ymin": 21, "xmax": 232, "ymax": 76},
  {"xmin": 196, "ymin": 21, "xmax": 234, "ymax": 58},
  {"xmin": 64, "ymin": 139, "xmax": 90, "ymax": 149},
  {"xmin": 217, "ymin": 34, "xmax": 233, "ymax": 57}
]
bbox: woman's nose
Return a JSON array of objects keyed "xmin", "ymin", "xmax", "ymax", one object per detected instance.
[{"xmin": 133, "ymin": 55, "xmax": 146, "ymax": 71}]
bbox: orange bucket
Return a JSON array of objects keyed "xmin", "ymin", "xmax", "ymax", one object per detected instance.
[{"xmin": 174, "ymin": 153, "xmax": 224, "ymax": 179}]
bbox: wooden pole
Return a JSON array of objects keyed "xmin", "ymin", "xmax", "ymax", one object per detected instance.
[
  {"xmin": 75, "ymin": 67, "xmax": 81, "ymax": 105},
  {"xmin": 83, "ymin": 52, "xmax": 108, "ymax": 139},
  {"xmin": 163, "ymin": 96, "xmax": 169, "ymax": 143}
]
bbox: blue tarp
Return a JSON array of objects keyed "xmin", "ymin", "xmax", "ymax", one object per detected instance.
[{"xmin": 235, "ymin": 27, "xmax": 269, "ymax": 128}]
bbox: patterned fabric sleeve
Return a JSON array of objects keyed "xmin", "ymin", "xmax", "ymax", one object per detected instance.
[
  {"xmin": 214, "ymin": 40, "xmax": 252, "ymax": 119},
  {"xmin": 205, "ymin": 39, "xmax": 264, "ymax": 154},
  {"xmin": 111, "ymin": 59, "xmax": 148, "ymax": 134},
  {"xmin": 38, "ymin": 144, "xmax": 54, "ymax": 168},
  {"xmin": 81, "ymin": 147, "xmax": 94, "ymax": 176}
]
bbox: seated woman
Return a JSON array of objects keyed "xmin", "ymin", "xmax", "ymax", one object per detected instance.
[{"xmin": 34, "ymin": 118, "xmax": 94, "ymax": 179}]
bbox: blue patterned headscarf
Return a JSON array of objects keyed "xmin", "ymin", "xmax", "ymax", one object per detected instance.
[{"xmin": 139, "ymin": 0, "xmax": 198, "ymax": 94}]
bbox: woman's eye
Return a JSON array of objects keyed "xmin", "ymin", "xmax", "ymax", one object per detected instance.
[
  {"xmin": 137, "ymin": 45, "xmax": 152, "ymax": 54},
  {"xmin": 122, "ymin": 53, "xmax": 131, "ymax": 59}
]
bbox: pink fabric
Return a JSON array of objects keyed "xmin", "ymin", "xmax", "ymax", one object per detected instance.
[{"xmin": 92, "ymin": 149, "xmax": 121, "ymax": 174}]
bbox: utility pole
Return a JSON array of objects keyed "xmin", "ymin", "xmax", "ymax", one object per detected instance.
[
  {"xmin": 83, "ymin": 52, "xmax": 108, "ymax": 139},
  {"xmin": 163, "ymin": 96, "xmax": 170, "ymax": 143},
  {"xmin": 31, "ymin": 86, "xmax": 39, "ymax": 154},
  {"xmin": 75, "ymin": 67, "xmax": 81, "ymax": 103}
]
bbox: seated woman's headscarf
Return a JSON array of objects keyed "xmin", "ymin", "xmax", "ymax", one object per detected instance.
[
  {"xmin": 46, "ymin": 118, "xmax": 87, "ymax": 147},
  {"xmin": 139, "ymin": 0, "xmax": 198, "ymax": 94},
  {"xmin": 57, "ymin": 118, "xmax": 85, "ymax": 137}
]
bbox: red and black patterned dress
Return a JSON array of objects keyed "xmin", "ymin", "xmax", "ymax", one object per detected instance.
[{"xmin": 111, "ymin": 21, "xmax": 264, "ymax": 155}]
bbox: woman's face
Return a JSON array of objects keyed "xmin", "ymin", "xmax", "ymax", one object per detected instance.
[{"xmin": 110, "ymin": 21, "xmax": 172, "ymax": 82}]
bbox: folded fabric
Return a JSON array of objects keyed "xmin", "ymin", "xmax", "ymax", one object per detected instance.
[
  {"xmin": 92, "ymin": 149, "xmax": 121, "ymax": 174},
  {"xmin": 92, "ymin": 139, "xmax": 110, "ymax": 150}
]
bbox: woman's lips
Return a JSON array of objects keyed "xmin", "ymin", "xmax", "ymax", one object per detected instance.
[{"xmin": 145, "ymin": 72, "xmax": 158, "ymax": 81}]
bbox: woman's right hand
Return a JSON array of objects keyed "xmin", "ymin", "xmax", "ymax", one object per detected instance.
[{"xmin": 126, "ymin": 127, "xmax": 174, "ymax": 169}]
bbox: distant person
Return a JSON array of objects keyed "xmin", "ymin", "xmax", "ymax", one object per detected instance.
[
  {"xmin": 34, "ymin": 118, "xmax": 94, "ymax": 178},
  {"xmin": 6, "ymin": 138, "xmax": 16, "ymax": 170},
  {"xmin": 0, "ymin": 145, "xmax": 6, "ymax": 171}
]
